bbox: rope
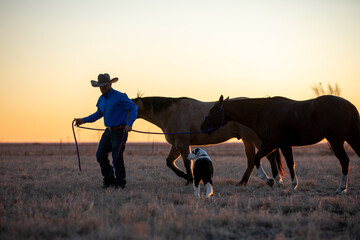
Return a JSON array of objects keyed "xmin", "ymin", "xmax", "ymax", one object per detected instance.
[
  {"xmin": 72, "ymin": 119, "xmax": 82, "ymax": 171},
  {"xmin": 74, "ymin": 100, "xmax": 226, "ymax": 135},
  {"xmin": 72, "ymin": 101, "xmax": 226, "ymax": 171},
  {"xmin": 75, "ymin": 125, "xmax": 218, "ymax": 135},
  {"xmin": 72, "ymin": 123, "xmax": 218, "ymax": 172}
]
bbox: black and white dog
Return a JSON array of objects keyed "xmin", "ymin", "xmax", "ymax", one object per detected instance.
[{"xmin": 188, "ymin": 147, "xmax": 214, "ymax": 198}]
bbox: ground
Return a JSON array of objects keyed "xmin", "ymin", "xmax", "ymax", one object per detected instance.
[{"xmin": 0, "ymin": 142, "xmax": 359, "ymax": 239}]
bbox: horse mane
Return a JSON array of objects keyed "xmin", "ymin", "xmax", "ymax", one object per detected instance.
[
  {"xmin": 137, "ymin": 91, "xmax": 145, "ymax": 98},
  {"xmin": 138, "ymin": 96, "xmax": 190, "ymax": 114}
]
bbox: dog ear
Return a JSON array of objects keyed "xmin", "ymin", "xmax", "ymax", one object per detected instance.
[{"xmin": 194, "ymin": 148, "xmax": 200, "ymax": 156}]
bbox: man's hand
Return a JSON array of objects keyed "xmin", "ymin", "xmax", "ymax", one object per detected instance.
[
  {"xmin": 74, "ymin": 118, "xmax": 84, "ymax": 126},
  {"xmin": 124, "ymin": 125, "xmax": 132, "ymax": 133}
]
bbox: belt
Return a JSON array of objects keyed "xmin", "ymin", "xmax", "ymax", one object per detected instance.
[{"xmin": 106, "ymin": 125, "xmax": 126, "ymax": 132}]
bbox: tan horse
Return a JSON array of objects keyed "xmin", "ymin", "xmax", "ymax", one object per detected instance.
[
  {"xmin": 132, "ymin": 96, "xmax": 284, "ymax": 186},
  {"xmin": 201, "ymin": 95, "xmax": 360, "ymax": 193}
]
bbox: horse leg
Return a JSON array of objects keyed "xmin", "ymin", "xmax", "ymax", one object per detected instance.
[
  {"xmin": 266, "ymin": 149, "xmax": 284, "ymax": 186},
  {"xmin": 241, "ymin": 140, "xmax": 275, "ymax": 187},
  {"xmin": 347, "ymin": 137, "xmax": 360, "ymax": 158},
  {"xmin": 347, "ymin": 140, "xmax": 360, "ymax": 158},
  {"xmin": 180, "ymin": 150, "xmax": 193, "ymax": 185},
  {"xmin": 174, "ymin": 139, "xmax": 193, "ymax": 185},
  {"xmin": 166, "ymin": 145, "xmax": 188, "ymax": 180},
  {"xmin": 280, "ymin": 146, "xmax": 298, "ymax": 190},
  {"xmin": 254, "ymin": 147, "xmax": 277, "ymax": 188},
  {"xmin": 346, "ymin": 117, "xmax": 360, "ymax": 158},
  {"xmin": 328, "ymin": 140, "xmax": 350, "ymax": 194},
  {"xmin": 239, "ymin": 139, "xmax": 256, "ymax": 186}
]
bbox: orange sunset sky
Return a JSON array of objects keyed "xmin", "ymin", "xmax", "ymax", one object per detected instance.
[{"xmin": 0, "ymin": 0, "xmax": 359, "ymax": 143}]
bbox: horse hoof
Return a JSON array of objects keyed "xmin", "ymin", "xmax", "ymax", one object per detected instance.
[
  {"xmin": 267, "ymin": 178, "xmax": 275, "ymax": 188},
  {"xmin": 275, "ymin": 178, "xmax": 283, "ymax": 185},
  {"xmin": 291, "ymin": 184, "xmax": 298, "ymax": 190},
  {"xmin": 335, "ymin": 187, "xmax": 347, "ymax": 194},
  {"xmin": 185, "ymin": 180, "xmax": 192, "ymax": 186},
  {"xmin": 206, "ymin": 195, "xmax": 214, "ymax": 201},
  {"xmin": 238, "ymin": 180, "xmax": 247, "ymax": 186}
]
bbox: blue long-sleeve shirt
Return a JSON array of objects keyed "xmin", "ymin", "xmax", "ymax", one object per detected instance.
[{"xmin": 83, "ymin": 88, "xmax": 138, "ymax": 127}]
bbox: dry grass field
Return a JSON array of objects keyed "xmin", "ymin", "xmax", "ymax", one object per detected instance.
[{"xmin": 0, "ymin": 142, "xmax": 359, "ymax": 239}]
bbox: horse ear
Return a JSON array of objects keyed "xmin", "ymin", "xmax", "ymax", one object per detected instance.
[
  {"xmin": 225, "ymin": 96, "xmax": 229, "ymax": 101},
  {"xmin": 219, "ymin": 95, "xmax": 224, "ymax": 103}
]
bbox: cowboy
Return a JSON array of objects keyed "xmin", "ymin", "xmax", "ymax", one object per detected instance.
[{"xmin": 75, "ymin": 73, "xmax": 138, "ymax": 189}]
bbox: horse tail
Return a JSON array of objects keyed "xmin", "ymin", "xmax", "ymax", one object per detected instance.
[
  {"xmin": 346, "ymin": 104, "xmax": 360, "ymax": 158},
  {"xmin": 275, "ymin": 149, "xmax": 285, "ymax": 178}
]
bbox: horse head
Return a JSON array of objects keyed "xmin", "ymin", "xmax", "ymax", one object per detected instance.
[
  {"xmin": 132, "ymin": 95, "xmax": 182, "ymax": 120},
  {"xmin": 201, "ymin": 95, "xmax": 229, "ymax": 134}
]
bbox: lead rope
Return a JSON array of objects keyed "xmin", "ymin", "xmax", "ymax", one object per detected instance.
[
  {"xmin": 72, "ymin": 123, "xmax": 220, "ymax": 172},
  {"xmin": 72, "ymin": 102, "xmax": 226, "ymax": 171},
  {"xmin": 73, "ymin": 119, "xmax": 127, "ymax": 176},
  {"xmin": 72, "ymin": 119, "xmax": 82, "ymax": 171}
]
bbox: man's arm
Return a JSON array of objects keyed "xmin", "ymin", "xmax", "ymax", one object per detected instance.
[
  {"xmin": 75, "ymin": 108, "xmax": 103, "ymax": 126},
  {"xmin": 124, "ymin": 110, "xmax": 133, "ymax": 133},
  {"xmin": 119, "ymin": 95, "xmax": 138, "ymax": 132}
]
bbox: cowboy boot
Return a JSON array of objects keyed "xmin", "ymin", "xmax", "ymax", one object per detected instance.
[
  {"xmin": 114, "ymin": 178, "xmax": 126, "ymax": 189},
  {"xmin": 103, "ymin": 174, "xmax": 115, "ymax": 188}
]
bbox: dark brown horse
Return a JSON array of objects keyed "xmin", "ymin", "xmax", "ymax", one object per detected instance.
[
  {"xmin": 201, "ymin": 95, "xmax": 360, "ymax": 193},
  {"xmin": 132, "ymin": 96, "xmax": 284, "ymax": 186}
]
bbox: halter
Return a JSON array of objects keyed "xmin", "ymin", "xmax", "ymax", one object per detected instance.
[{"xmin": 203, "ymin": 100, "xmax": 227, "ymax": 132}]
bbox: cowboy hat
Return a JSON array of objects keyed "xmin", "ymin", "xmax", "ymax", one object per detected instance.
[{"xmin": 91, "ymin": 73, "xmax": 118, "ymax": 87}]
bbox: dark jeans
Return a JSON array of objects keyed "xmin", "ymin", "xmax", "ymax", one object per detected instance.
[{"xmin": 96, "ymin": 128, "xmax": 128, "ymax": 183}]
